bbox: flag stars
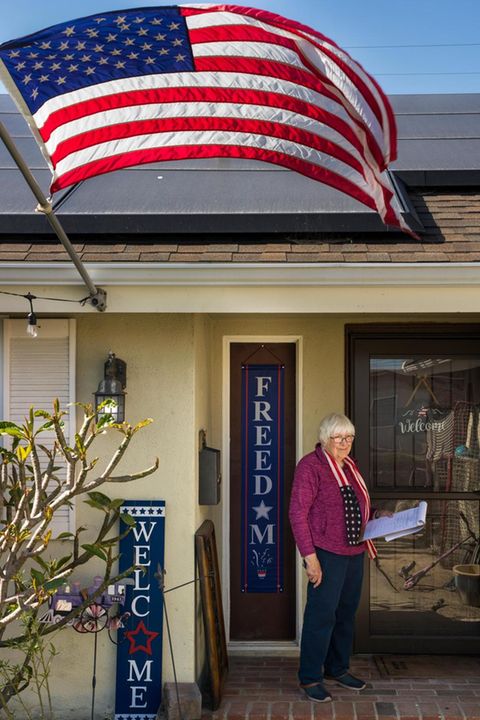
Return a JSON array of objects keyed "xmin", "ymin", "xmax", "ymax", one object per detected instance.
[
  {"xmin": 27, "ymin": 51, "xmax": 39, "ymax": 59},
  {"xmin": 115, "ymin": 60, "xmax": 126, "ymax": 69},
  {"xmin": 145, "ymin": 56, "xmax": 155, "ymax": 65},
  {"xmin": 50, "ymin": 62, "xmax": 61, "ymax": 71},
  {"xmin": 64, "ymin": 53, "xmax": 75, "ymax": 61},
  {"xmin": 105, "ymin": 33, "xmax": 118, "ymax": 43},
  {"xmin": 137, "ymin": 27, "xmax": 149, "ymax": 36},
  {"xmin": 15, "ymin": 61, "xmax": 26, "ymax": 71},
  {"xmin": 8, "ymin": 50, "xmax": 20, "ymax": 58},
  {"xmin": 22, "ymin": 74, "xmax": 32, "ymax": 84},
  {"xmin": 158, "ymin": 48, "xmax": 169, "ymax": 55},
  {"xmin": 67, "ymin": 64, "xmax": 79, "ymax": 72},
  {"xmin": 93, "ymin": 44, "xmax": 105, "ymax": 53},
  {"xmin": 114, "ymin": 16, "xmax": 127, "ymax": 25},
  {"xmin": 155, "ymin": 33, "xmax": 166, "ymax": 41},
  {"xmin": 46, "ymin": 54, "xmax": 57, "ymax": 60},
  {"xmin": 119, "ymin": 24, "xmax": 131, "ymax": 32},
  {"xmin": 33, "ymin": 61, "xmax": 44, "ymax": 70},
  {"xmin": 80, "ymin": 54, "xmax": 92, "ymax": 62},
  {"xmin": 31, "ymin": 88, "xmax": 39, "ymax": 100},
  {"xmin": 38, "ymin": 74, "xmax": 50, "ymax": 83},
  {"xmin": 76, "ymin": 41, "xmax": 87, "ymax": 50},
  {"xmin": 172, "ymin": 38, "xmax": 184, "ymax": 47},
  {"xmin": 56, "ymin": 76, "xmax": 67, "ymax": 85},
  {"xmin": 62, "ymin": 26, "xmax": 76, "ymax": 36},
  {"xmin": 110, "ymin": 48, "xmax": 122, "ymax": 56},
  {"xmin": 151, "ymin": 17, "xmax": 164, "ymax": 25},
  {"xmin": 84, "ymin": 66, "xmax": 96, "ymax": 75},
  {"xmin": 127, "ymin": 52, "xmax": 139, "ymax": 60},
  {"xmin": 134, "ymin": 16, "xmax": 146, "ymax": 23},
  {"xmin": 94, "ymin": 17, "xmax": 106, "ymax": 23},
  {"xmin": 85, "ymin": 28, "xmax": 100, "ymax": 38},
  {"xmin": 141, "ymin": 42, "xmax": 153, "ymax": 51},
  {"xmin": 175, "ymin": 53, "xmax": 186, "ymax": 62},
  {"xmin": 169, "ymin": 22, "xmax": 181, "ymax": 30},
  {"xmin": 98, "ymin": 57, "xmax": 109, "ymax": 65},
  {"xmin": 123, "ymin": 38, "xmax": 135, "ymax": 46},
  {"xmin": 39, "ymin": 41, "xmax": 51, "ymax": 49},
  {"xmin": 58, "ymin": 41, "xmax": 69, "ymax": 51}
]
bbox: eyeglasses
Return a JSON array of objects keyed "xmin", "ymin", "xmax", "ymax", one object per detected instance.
[{"xmin": 330, "ymin": 435, "xmax": 355, "ymax": 444}]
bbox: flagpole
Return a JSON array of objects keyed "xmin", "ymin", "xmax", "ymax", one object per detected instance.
[{"xmin": 0, "ymin": 121, "xmax": 107, "ymax": 311}]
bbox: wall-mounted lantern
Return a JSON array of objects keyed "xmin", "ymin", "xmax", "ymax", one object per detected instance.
[{"xmin": 94, "ymin": 351, "xmax": 127, "ymax": 423}]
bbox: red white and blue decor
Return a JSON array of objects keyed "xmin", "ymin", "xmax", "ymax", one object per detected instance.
[
  {"xmin": 115, "ymin": 501, "xmax": 166, "ymax": 720},
  {"xmin": 241, "ymin": 364, "xmax": 285, "ymax": 593}
]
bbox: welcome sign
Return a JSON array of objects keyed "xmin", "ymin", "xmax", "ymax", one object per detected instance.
[
  {"xmin": 115, "ymin": 501, "xmax": 165, "ymax": 720},
  {"xmin": 241, "ymin": 364, "xmax": 285, "ymax": 593}
]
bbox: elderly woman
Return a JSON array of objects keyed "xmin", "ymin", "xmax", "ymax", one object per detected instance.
[{"xmin": 289, "ymin": 413, "xmax": 384, "ymax": 703}]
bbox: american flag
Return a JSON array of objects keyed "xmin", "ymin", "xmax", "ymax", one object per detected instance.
[{"xmin": 0, "ymin": 4, "xmax": 413, "ymax": 234}]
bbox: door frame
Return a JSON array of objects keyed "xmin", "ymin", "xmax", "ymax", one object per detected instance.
[
  {"xmin": 347, "ymin": 322, "xmax": 480, "ymax": 654},
  {"xmin": 222, "ymin": 335, "xmax": 303, "ymax": 651}
]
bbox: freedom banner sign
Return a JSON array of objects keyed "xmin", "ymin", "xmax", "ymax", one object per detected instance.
[
  {"xmin": 115, "ymin": 501, "xmax": 165, "ymax": 720},
  {"xmin": 241, "ymin": 364, "xmax": 285, "ymax": 593},
  {"xmin": 0, "ymin": 5, "xmax": 414, "ymax": 234}
]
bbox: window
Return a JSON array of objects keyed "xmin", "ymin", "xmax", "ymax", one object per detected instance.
[{"xmin": 3, "ymin": 319, "xmax": 76, "ymax": 535}]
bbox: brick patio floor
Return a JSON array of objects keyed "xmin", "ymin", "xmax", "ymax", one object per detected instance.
[{"xmin": 201, "ymin": 654, "xmax": 480, "ymax": 720}]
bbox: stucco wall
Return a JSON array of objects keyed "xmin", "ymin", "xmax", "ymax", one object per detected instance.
[
  {"xmin": 14, "ymin": 311, "xmax": 468, "ymax": 717},
  {"xmin": 37, "ymin": 314, "xmax": 198, "ymax": 718}
]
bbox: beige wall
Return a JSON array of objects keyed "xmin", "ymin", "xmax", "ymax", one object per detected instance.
[
  {"xmin": 18, "ymin": 310, "xmax": 472, "ymax": 716},
  {"xmin": 37, "ymin": 314, "xmax": 198, "ymax": 717}
]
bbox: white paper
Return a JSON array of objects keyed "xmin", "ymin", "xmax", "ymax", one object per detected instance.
[{"xmin": 362, "ymin": 501, "xmax": 428, "ymax": 542}]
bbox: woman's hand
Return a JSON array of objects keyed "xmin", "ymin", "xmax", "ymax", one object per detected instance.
[{"xmin": 303, "ymin": 553, "xmax": 322, "ymax": 588}]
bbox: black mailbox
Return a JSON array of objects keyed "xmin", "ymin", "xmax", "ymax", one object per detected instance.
[{"xmin": 199, "ymin": 442, "xmax": 221, "ymax": 505}]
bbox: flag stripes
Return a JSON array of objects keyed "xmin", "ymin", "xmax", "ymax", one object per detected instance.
[{"xmin": 0, "ymin": 3, "xmax": 412, "ymax": 234}]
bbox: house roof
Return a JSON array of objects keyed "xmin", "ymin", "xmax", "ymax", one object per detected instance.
[{"xmin": 0, "ymin": 92, "xmax": 479, "ymax": 263}]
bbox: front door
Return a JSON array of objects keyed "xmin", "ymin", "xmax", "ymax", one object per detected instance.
[
  {"xmin": 229, "ymin": 342, "xmax": 296, "ymax": 641},
  {"xmin": 349, "ymin": 326, "xmax": 480, "ymax": 654}
]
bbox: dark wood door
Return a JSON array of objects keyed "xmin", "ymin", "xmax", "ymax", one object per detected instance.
[
  {"xmin": 230, "ymin": 343, "xmax": 296, "ymax": 640},
  {"xmin": 348, "ymin": 325, "xmax": 480, "ymax": 654}
]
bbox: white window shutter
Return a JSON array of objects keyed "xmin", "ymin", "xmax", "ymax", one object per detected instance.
[{"xmin": 3, "ymin": 319, "xmax": 76, "ymax": 535}]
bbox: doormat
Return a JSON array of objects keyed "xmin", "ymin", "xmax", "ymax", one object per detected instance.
[{"xmin": 374, "ymin": 655, "xmax": 480, "ymax": 678}]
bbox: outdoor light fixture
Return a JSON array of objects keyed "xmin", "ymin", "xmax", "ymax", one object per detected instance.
[
  {"xmin": 26, "ymin": 292, "xmax": 38, "ymax": 338},
  {"xmin": 94, "ymin": 351, "xmax": 127, "ymax": 423}
]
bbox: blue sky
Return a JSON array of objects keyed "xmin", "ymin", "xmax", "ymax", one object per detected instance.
[{"xmin": 0, "ymin": 0, "xmax": 479, "ymax": 95}]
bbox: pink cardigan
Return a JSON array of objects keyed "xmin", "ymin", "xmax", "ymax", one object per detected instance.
[{"xmin": 289, "ymin": 444, "xmax": 369, "ymax": 557}]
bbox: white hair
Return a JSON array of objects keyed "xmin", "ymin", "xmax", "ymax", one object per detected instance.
[{"xmin": 318, "ymin": 413, "xmax": 355, "ymax": 447}]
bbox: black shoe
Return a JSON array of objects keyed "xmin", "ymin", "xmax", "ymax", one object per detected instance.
[
  {"xmin": 300, "ymin": 683, "xmax": 332, "ymax": 703},
  {"xmin": 325, "ymin": 672, "xmax": 366, "ymax": 691}
]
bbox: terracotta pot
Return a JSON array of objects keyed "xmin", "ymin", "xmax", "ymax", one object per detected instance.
[{"xmin": 453, "ymin": 564, "xmax": 480, "ymax": 607}]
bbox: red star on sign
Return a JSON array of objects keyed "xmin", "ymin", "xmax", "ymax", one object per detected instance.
[{"xmin": 125, "ymin": 620, "xmax": 159, "ymax": 655}]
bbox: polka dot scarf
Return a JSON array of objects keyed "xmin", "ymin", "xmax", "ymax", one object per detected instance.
[{"xmin": 323, "ymin": 450, "xmax": 377, "ymax": 559}]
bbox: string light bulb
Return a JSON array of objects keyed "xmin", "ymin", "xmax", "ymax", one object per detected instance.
[{"xmin": 25, "ymin": 293, "xmax": 39, "ymax": 338}]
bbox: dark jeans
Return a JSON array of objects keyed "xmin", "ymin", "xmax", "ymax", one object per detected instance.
[{"xmin": 299, "ymin": 548, "xmax": 364, "ymax": 685}]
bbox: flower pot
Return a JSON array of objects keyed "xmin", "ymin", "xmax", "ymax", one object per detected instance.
[{"xmin": 453, "ymin": 564, "xmax": 480, "ymax": 607}]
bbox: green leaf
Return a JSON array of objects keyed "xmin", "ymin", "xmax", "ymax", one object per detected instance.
[
  {"xmin": 109, "ymin": 498, "xmax": 124, "ymax": 510},
  {"xmin": 84, "ymin": 499, "xmax": 108, "ymax": 512},
  {"xmin": 0, "ymin": 422, "xmax": 24, "ymax": 438},
  {"xmin": 87, "ymin": 491, "xmax": 111, "ymax": 507},
  {"xmin": 57, "ymin": 532, "xmax": 75, "ymax": 540},
  {"xmin": 33, "ymin": 557, "xmax": 49, "ymax": 571},
  {"xmin": 30, "ymin": 568, "xmax": 44, "ymax": 585},
  {"xmin": 81, "ymin": 543, "xmax": 107, "ymax": 561},
  {"xmin": 34, "ymin": 410, "xmax": 51, "ymax": 419},
  {"xmin": 121, "ymin": 513, "xmax": 136, "ymax": 527},
  {"xmin": 44, "ymin": 577, "xmax": 67, "ymax": 592}
]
